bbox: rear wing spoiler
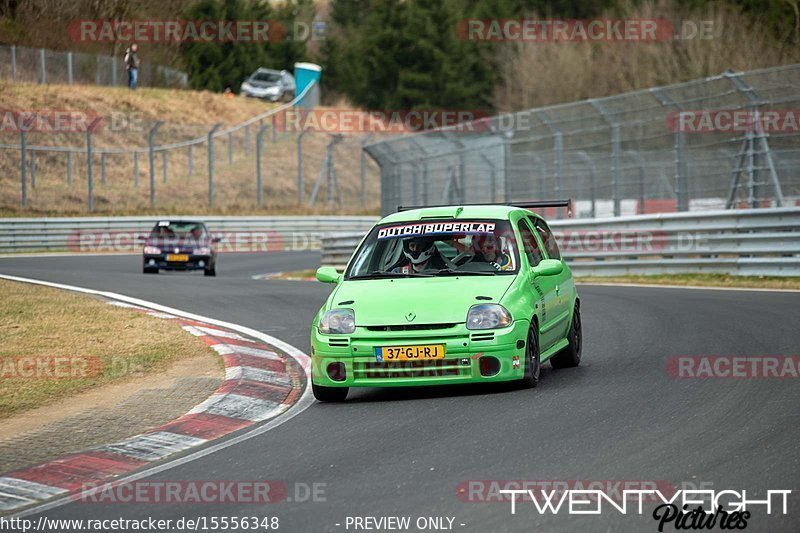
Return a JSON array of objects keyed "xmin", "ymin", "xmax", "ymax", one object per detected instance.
[{"xmin": 397, "ymin": 199, "xmax": 572, "ymax": 216}]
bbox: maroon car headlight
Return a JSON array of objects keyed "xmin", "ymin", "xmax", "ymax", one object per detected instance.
[{"xmin": 143, "ymin": 246, "xmax": 161, "ymax": 254}]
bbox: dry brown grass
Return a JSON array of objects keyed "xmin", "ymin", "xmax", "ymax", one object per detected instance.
[
  {"xmin": 0, "ymin": 279, "xmax": 219, "ymax": 418},
  {"xmin": 493, "ymin": 0, "xmax": 800, "ymax": 111},
  {"xmin": 0, "ymin": 82, "xmax": 382, "ymax": 216}
]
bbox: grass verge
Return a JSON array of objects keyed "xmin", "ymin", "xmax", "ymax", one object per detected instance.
[
  {"xmin": 576, "ymin": 274, "xmax": 800, "ymax": 290},
  {"xmin": 0, "ymin": 279, "xmax": 219, "ymax": 418}
]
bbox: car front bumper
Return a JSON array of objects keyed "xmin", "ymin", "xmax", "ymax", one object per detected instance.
[
  {"xmin": 310, "ymin": 320, "xmax": 529, "ymax": 387},
  {"xmin": 143, "ymin": 254, "xmax": 213, "ymax": 271}
]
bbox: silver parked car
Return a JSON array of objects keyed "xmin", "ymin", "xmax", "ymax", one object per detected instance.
[{"xmin": 240, "ymin": 68, "xmax": 296, "ymax": 102}]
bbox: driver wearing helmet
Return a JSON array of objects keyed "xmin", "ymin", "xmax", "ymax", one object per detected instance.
[
  {"xmin": 389, "ymin": 237, "xmax": 450, "ymax": 273},
  {"xmin": 471, "ymin": 234, "xmax": 512, "ymax": 271}
]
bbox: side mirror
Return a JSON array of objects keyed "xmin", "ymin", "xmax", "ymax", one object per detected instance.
[
  {"xmin": 316, "ymin": 266, "xmax": 341, "ymax": 284},
  {"xmin": 532, "ymin": 259, "xmax": 563, "ymax": 277}
]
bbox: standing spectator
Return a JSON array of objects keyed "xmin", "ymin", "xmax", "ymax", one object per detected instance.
[{"xmin": 124, "ymin": 43, "xmax": 140, "ymax": 90}]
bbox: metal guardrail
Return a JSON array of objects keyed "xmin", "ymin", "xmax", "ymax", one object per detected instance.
[
  {"xmin": 0, "ymin": 216, "xmax": 377, "ymax": 253},
  {"xmin": 319, "ymin": 208, "xmax": 800, "ymax": 277}
]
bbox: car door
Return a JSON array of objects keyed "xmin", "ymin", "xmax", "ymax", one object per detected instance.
[
  {"xmin": 517, "ymin": 218, "xmax": 560, "ymax": 352},
  {"xmin": 532, "ymin": 217, "xmax": 573, "ymax": 342}
]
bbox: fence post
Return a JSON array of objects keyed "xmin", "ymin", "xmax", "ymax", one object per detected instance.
[
  {"xmin": 111, "ymin": 57, "xmax": 117, "ymax": 86},
  {"xmin": 67, "ymin": 52, "xmax": 74, "ymax": 85},
  {"xmin": 87, "ymin": 117, "xmax": 103, "ymax": 211},
  {"xmin": 188, "ymin": 144, "xmax": 193, "ymax": 175},
  {"xmin": 723, "ymin": 69, "xmax": 785, "ymax": 208},
  {"xmin": 590, "ymin": 100, "xmax": 621, "ymax": 216},
  {"xmin": 272, "ymin": 114, "xmax": 277, "ymax": 143},
  {"xmin": 133, "ymin": 152, "xmax": 139, "ymax": 187},
  {"xmin": 29, "ymin": 151, "xmax": 36, "ymax": 189},
  {"xmin": 148, "ymin": 121, "xmax": 164, "ymax": 209},
  {"xmin": 67, "ymin": 151, "xmax": 73, "ymax": 186},
  {"xmin": 208, "ymin": 124, "xmax": 221, "ymax": 208},
  {"xmin": 297, "ymin": 127, "xmax": 309, "ymax": 205},
  {"xmin": 39, "ymin": 48, "xmax": 45, "ymax": 84},
  {"xmin": 245, "ymin": 125, "xmax": 251, "ymax": 157},
  {"xmin": 162, "ymin": 151, "xmax": 168, "ymax": 183},
  {"xmin": 227, "ymin": 131, "xmax": 233, "ymax": 164},
  {"xmin": 537, "ymin": 110, "xmax": 564, "ymax": 217},
  {"xmin": 100, "ymin": 153, "xmax": 107, "ymax": 184},
  {"xmin": 651, "ymin": 88, "xmax": 689, "ymax": 212},
  {"xmin": 256, "ymin": 124, "xmax": 269, "ymax": 207},
  {"xmin": 360, "ymin": 134, "xmax": 373, "ymax": 208},
  {"xmin": 20, "ymin": 130, "xmax": 27, "ymax": 208},
  {"xmin": 574, "ymin": 151, "xmax": 597, "ymax": 218},
  {"xmin": 11, "ymin": 45, "xmax": 17, "ymax": 79}
]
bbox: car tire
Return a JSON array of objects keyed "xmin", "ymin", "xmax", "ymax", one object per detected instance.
[
  {"xmin": 518, "ymin": 322, "xmax": 540, "ymax": 388},
  {"xmin": 143, "ymin": 266, "xmax": 158, "ymax": 274},
  {"xmin": 204, "ymin": 267, "xmax": 216, "ymax": 277},
  {"xmin": 312, "ymin": 382, "xmax": 348, "ymax": 402},
  {"xmin": 551, "ymin": 302, "xmax": 582, "ymax": 369}
]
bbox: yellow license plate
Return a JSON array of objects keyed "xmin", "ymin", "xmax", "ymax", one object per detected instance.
[
  {"xmin": 166, "ymin": 254, "xmax": 189, "ymax": 262},
  {"xmin": 374, "ymin": 344, "xmax": 445, "ymax": 362}
]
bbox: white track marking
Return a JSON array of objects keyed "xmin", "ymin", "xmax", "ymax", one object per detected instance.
[
  {"xmin": 577, "ymin": 282, "xmax": 800, "ymax": 293},
  {"xmin": 0, "ymin": 273, "xmax": 314, "ymax": 519},
  {"xmin": 99, "ymin": 432, "xmax": 208, "ymax": 462}
]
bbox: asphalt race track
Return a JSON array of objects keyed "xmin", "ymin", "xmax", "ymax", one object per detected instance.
[{"xmin": 1, "ymin": 252, "xmax": 798, "ymax": 532}]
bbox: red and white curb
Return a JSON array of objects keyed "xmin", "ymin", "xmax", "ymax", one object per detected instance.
[{"xmin": 0, "ymin": 274, "xmax": 312, "ymax": 515}]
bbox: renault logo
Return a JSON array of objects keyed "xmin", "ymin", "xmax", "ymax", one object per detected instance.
[{"xmin": 405, "ymin": 312, "xmax": 416, "ymax": 322}]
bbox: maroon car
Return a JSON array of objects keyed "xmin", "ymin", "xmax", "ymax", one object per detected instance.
[{"xmin": 141, "ymin": 220, "xmax": 218, "ymax": 276}]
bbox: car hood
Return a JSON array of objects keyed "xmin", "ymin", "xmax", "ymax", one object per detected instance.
[
  {"xmin": 245, "ymin": 80, "xmax": 280, "ymax": 89},
  {"xmin": 330, "ymin": 275, "xmax": 515, "ymax": 326}
]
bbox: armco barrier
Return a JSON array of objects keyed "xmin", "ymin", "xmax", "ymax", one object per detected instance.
[
  {"xmin": 319, "ymin": 208, "xmax": 800, "ymax": 277},
  {"xmin": 0, "ymin": 216, "xmax": 377, "ymax": 253}
]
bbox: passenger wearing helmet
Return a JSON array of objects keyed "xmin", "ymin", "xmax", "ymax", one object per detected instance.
[
  {"xmin": 389, "ymin": 237, "xmax": 450, "ymax": 273},
  {"xmin": 471, "ymin": 234, "xmax": 512, "ymax": 271}
]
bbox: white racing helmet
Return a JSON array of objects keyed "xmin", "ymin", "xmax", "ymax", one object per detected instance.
[{"xmin": 402, "ymin": 237, "xmax": 435, "ymax": 265}]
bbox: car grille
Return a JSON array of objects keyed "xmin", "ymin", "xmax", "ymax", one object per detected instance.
[
  {"xmin": 353, "ymin": 359, "xmax": 470, "ymax": 380},
  {"xmin": 470, "ymin": 332, "xmax": 495, "ymax": 342},
  {"xmin": 364, "ymin": 323, "xmax": 457, "ymax": 332}
]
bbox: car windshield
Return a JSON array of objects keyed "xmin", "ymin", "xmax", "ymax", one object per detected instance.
[
  {"xmin": 251, "ymin": 72, "xmax": 281, "ymax": 83},
  {"xmin": 149, "ymin": 221, "xmax": 206, "ymax": 241},
  {"xmin": 346, "ymin": 219, "xmax": 519, "ymax": 279}
]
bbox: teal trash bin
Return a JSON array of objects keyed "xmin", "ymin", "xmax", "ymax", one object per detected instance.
[{"xmin": 293, "ymin": 62, "xmax": 322, "ymax": 108}]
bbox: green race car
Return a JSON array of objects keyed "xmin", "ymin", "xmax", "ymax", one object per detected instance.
[{"xmin": 310, "ymin": 201, "xmax": 582, "ymax": 402}]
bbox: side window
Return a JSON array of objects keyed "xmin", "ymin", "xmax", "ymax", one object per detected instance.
[
  {"xmin": 517, "ymin": 219, "xmax": 543, "ymax": 267},
  {"xmin": 533, "ymin": 218, "xmax": 561, "ymax": 260}
]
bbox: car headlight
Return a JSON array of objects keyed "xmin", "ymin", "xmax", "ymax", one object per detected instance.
[
  {"xmin": 143, "ymin": 246, "xmax": 161, "ymax": 254},
  {"xmin": 319, "ymin": 309, "xmax": 355, "ymax": 335},
  {"xmin": 241, "ymin": 82, "xmax": 251, "ymax": 91},
  {"xmin": 264, "ymin": 86, "xmax": 280, "ymax": 94},
  {"xmin": 194, "ymin": 247, "xmax": 211, "ymax": 255},
  {"xmin": 466, "ymin": 304, "xmax": 512, "ymax": 330}
]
